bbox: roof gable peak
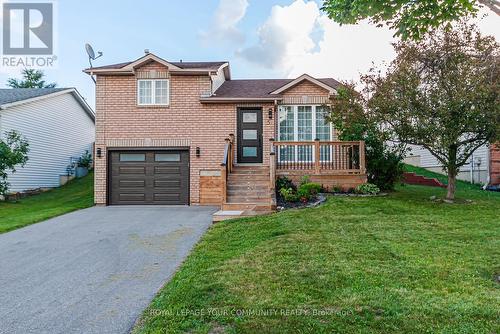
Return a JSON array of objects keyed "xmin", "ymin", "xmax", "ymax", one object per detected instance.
[
  {"xmin": 269, "ymin": 74, "xmax": 336, "ymax": 95},
  {"xmin": 123, "ymin": 53, "xmax": 181, "ymax": 70}
]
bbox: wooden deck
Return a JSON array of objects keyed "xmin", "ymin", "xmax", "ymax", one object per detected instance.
[
  {"xmin": 215, "ymin": 138, "xmax": 367, "ymax": 221},
  {"xmin": 271, "ymin": 140, "xmax": 367, "ymax": 190}
]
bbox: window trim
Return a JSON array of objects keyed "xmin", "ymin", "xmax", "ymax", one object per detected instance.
[
  {"xmin": 278, "ymin": 105, "xmax": 333, "ymax": 142},
  {"xmin": 137, "ymin": 79, "xmax": 170, "ymax": 106},
  {"xmin": 277, "ymin": 105, "xmax": 333, "ymax": 163}
]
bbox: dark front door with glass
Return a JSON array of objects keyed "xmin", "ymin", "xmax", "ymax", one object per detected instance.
[{"xmin": 237, "ymin": 108, "xmax": 263, "ymax": 163}]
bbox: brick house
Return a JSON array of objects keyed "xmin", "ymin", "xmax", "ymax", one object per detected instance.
[
  {"xmin": 85, "ymin": 52, "xmax": 366, "ymax": 216},
  {"xmin": 490, "ymin": 145, "xmax": 500, "ymax": 186}
]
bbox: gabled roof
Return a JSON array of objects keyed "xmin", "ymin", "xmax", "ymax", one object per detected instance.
[
  {"xmin": 201, "ymin": 77, "xmax": 341, "ymax": 102},
  {"xmin": 0, "ymin": 88, "xmax": 95, "ymax": 121},
  {"xmin": 88, "ymin": 60, "xmax": 228, "ymax": 72},
  {"xmin": 122, "ymin": 53, "xmax": 182, "ymax": 70},
  {"xmin": 84, "ymin": 53, "xmax": 230, "ymax": 78},
  {"xmin": 269, "ymin": 74, "xmax": 338, "ymax": 95}
]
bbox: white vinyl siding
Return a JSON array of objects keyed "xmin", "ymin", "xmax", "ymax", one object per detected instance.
[
  {"xmin": 407, "ymin": 144, "xmax": 489, "ymax": 170},
  {"xmin": 404, "ymin": 143, "xmax": 489, "ymax": 183},
  {"xmin": 0, "ymin": 93, "xmax": 95, "ymax": 192},
  {"xmin": 137, "ymin": 79, "xmax": 169, "ymax": 106},
  {"xmin": 210, "ymin": 65, "xmax": 226, "ymax": 94}
]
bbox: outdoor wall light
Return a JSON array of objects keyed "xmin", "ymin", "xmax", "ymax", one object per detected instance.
[
  {"xmin": 196, "ymin": 147, "xmax": 201, "ymax": 157},
  {"xmin": 96, "ymin": 148, "xmax": 102, "ymax": 158},
  {"xmin": 268, "ymin": 108, "xmax": 273, "ymax": 120}
]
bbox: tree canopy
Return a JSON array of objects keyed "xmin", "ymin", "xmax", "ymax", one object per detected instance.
[
  {"xmin": 0, "ymin": 130, "xmax": 29, "ymax": 195},
  {"xmin": 361, "ymin": 22, "xmax": 499, "ymax": 199},
  {"xmin": 321, "ymin": 0, "xmax": 500, "ymax": 40},
  {"xmin": 7, "ymin": 69, "xmax": 56, "ymax": 89}
]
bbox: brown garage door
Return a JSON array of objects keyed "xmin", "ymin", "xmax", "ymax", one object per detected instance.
[{"xmin": 109, "ymin": 150, "xmax": 189, "ymax": 205}]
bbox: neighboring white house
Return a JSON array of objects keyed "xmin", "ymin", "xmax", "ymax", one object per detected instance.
[
  {"xmin": 0, "ymin": 88, "xmax": 95, "ymax": 192},
  {"xmin": 404, "ymin": 144, "xmax": 490, "ymax": 184}
]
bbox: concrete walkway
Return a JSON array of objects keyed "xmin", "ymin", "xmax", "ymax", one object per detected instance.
[{"xmin": 0, "ymin": 205, "xmax": 216, "ymax": 334}]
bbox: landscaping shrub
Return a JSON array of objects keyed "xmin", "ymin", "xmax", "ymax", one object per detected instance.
[
  {"xmin": 276, "ymin": 176, "xmax": 296, "ymax": 192},
  {"xmin": 298, "ymin": 182, "xmax": 322, "ymax": 197},
  {"xmin": 297, "ymin": 188, "xmax": 311, "ymax": 202},
  {"xmin": 280, "ymin": 182, "xmax": 322, "ymax": 203},
  {"xmin": 355, "ymin": 183, "xmax": 380, "ymax": 195},
  {"xmin": 331, "ymin": 185, "xmax": 342, "ymax": 193},
  {"xmin": 279, "ymin": 187, "xmax": 299, "ymax": 202},
  {"xmin": 77, "ymin": 150, "xmax": 93, "ymax": 169},
  {"xmin": 326, "ymin": 84, "xmax": 405, "ymax": 191}
]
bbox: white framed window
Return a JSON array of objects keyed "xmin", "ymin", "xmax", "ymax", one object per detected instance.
[
  {"xmin": 137, "ymin": 79, "xmax": 169, "ymax": 106},
  {"xmin": 277, "ymin": 105, "xmax": 333, "ymax": 162}
]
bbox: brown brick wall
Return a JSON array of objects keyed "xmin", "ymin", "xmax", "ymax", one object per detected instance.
[
  {"xmin": 490, "ymin": 144, "xmax": 500, "ymax": 185},
  {"xmin": 94, "ymin": 61, "xmax": 275, "ymax": 205},
  {"xmin": 281, "ymin": 80, "xmax": 330, "ymax": 96},
  {"xmin": 94, "ymin": 67, "xmax": 347, "ymax": 205}
]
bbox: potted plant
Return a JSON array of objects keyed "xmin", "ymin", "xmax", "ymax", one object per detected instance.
[{"xmin": 75, "ymin": 150, "xmax": 92, "ymax": 178}]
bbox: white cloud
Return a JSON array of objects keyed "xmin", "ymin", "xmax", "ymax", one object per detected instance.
[
  {"xmin": 200, "ymin": 0, "xmax": 249, "ymax": 44},
  {"xmin": 237, "ymin": 0, "xmax": 500, "ymax": 82}
]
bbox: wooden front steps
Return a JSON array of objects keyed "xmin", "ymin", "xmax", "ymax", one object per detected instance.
[{"xmin": 214, "ymin": 164, "xmax": 276, "ymax": 222}]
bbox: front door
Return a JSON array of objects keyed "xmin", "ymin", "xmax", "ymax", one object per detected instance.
[{"xmin": 237, "ymin": 108, "xmax": 263, "ymax": 163}]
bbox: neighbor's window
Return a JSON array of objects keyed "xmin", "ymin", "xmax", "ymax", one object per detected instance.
[{"xmin": 137, "ymin": 79, "xmax": 169, "ymax": 106}]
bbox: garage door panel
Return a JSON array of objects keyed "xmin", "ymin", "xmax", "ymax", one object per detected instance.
[
  {"xmin": 118, "ymin": 166, "xmax": 146, "ymax": 175},
  {"xmin": 154, "ymin": 179, "xmax": 181, "ymax": 188},
  {"xmin": 154, "ymin": 166, "xmax": 181, "ymax": 174},
  {"xmin": 119, "ymin": 180, "xmax": 146, "ymax": 188},
  {"xmin": 119, "ymin": 193, "xmax": 146, "ymax": 202},
  {"xmin": 153, "ymin": 193, "xmax": 181, "ymax": 202},
  {"xmin": 109, "ymin": 150, "xmax": 189, "ymax": 205}
]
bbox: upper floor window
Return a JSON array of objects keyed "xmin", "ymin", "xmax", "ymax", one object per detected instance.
[{"xmin": 137, "ymin": 79, "xmax": 169, "ymax": 106}]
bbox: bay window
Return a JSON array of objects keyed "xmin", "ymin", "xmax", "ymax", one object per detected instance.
[{"xmin": 278, "ymin": 105, "xmax": 333, "ymax": 162}]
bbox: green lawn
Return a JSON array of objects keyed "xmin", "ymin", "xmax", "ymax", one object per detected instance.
[
  {"xmin": 133, "ymin": 183, "xmax": 500, "ymax": 333},
  {"xmin": 0, "ymin": 172, "xmax": 94, "ymax": 233},
  {"xmin": 403, "ymin": 163, "xmax": 482, "ymax": 190}
]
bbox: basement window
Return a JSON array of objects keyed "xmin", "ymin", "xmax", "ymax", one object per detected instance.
[{"xmin": 137, "ymin": 79, "xmax": 169, "ymax": 106}]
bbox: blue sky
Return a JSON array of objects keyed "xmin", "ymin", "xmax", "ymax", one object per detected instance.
[{"xmin": 1, "ymin": 0, "xmax": 498, "ymax": 109}]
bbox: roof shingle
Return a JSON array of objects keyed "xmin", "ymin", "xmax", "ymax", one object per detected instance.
[
  {"xmin": 89, "ymin": 61, "xmax": 227, "ymax": 71},
  {"xmin": 212, "ymin": 78, "xmax": 341, "ymax": 98},
  {"xmin": 0, "ymin": 88, "xmax": 68, "ymax": 105}
]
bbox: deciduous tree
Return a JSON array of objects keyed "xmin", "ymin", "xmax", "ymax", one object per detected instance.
[
  {"xmin": 0, "ymin": 130, "xmax": 29, "ymax": 195},
  {"xmin": 327, "ymin": 82, "xmax": 406, "ymax": 191},
  {"xmin": 363, "ymin": 22, "xmax": 499, "ymax": 199},
  {"xmin": 321, "ymin": 0, "xmax": 500, "ymax": 40}
]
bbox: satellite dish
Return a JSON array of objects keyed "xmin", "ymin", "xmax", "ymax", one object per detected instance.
[
  {"xmin": 85, "ymin": 43, "xmax": 103, "ymax": 84},
  {"xmin": 85, "ymin": 43, "xmax": 103, "ymax": 65},
  {"xmin": 85, "ymin": 43, "xmax": 95, "ymax": 60}
]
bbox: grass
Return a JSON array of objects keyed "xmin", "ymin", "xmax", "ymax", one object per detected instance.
[
  {"xmin": 133, "ymin": 182, "xmax": 499, "ymax": 333},
  {"xmin": 403, "ymin": 163, "xmax": 482, "ymax": 190},
  {"xmin": 0, "ymin": 172, "xmax": 94, "ymax": 233}
]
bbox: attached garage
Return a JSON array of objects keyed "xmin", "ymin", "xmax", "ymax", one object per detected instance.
[{"xmin": 108, "ymin": 150, "xmax": 189, "ymax": 205}]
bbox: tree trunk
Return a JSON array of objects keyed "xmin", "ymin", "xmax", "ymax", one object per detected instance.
[
  {"xmin": 446, "ymin": 171, "xmax": 456, "ymax": 200},
  {"xmin": 446, "ymin": 145, "xmax": 458, "ymax": 201}
]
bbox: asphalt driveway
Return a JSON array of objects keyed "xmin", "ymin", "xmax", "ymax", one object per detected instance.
[{"xmin": 0, "ymin": 205, "xmax": 217, "ymax": 334}]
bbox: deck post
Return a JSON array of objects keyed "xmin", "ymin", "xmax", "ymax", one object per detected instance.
[
  {"xmin": 269, "ymin": 139, "xmax": 276, "ymax": 204},
  {"xmin": 220, "ymin": 164, "xmax": 227, "ymax": 204},
  {"xmin": 225, "ymin": 138, "xmax": 232, "ymax": 173},
  {"xmin": 314, "ymin": 139, "xmax": 320, "ymax": 174},
  {"xmin": 270, "ymin": 153, "xmax": 276, "ymax": 190}
]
